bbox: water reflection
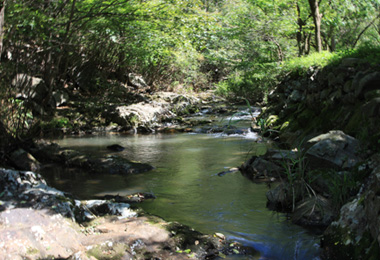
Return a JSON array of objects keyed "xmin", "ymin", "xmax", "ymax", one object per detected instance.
[{"xmin": 42, "ymin": 132, "xmax": 320, "ymax": 260}]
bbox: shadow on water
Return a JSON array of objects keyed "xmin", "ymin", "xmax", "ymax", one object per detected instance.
[{"xmin": 41, "ymin": 132, "xmax": 321, "ymax": 260}]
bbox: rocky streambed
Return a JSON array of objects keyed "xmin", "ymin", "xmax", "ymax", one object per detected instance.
[
  {"xmin": 0, "ymin": 167, "xmax": 253, "ymax": 260},
  {"xmin": 5, "ymin": 59, "xmax": 380, "ymax": 259},
  {"xmin": 0, "ymin": 95, "xmax": 263, "ymax": 259}
]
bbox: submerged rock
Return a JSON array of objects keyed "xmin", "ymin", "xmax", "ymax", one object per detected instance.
[
  {"xmin": 81, "ymin": 200, "xmax": 137, "ymax": 220},
  {"xmin": 32, "ymin": 141, "xmax": 154, "ymax": 175},
  {"xmin": 95, "ymin": 192, "xmax": 156, "ymax": 203},
  {"xmin": 106, "ymin": 144, "xmax": 125, "ymax": 151}
]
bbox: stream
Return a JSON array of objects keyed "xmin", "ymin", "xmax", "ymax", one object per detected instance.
[{"xmin": 41, "ymin": 110, "xmax": 321, "ymax": 260}]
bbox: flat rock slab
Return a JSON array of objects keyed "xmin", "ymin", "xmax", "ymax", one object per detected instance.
[
  {"xmin": 0, "ymin": 208, "xmax": 84, "ymax": 259},
  {"xmin": 0, "ymin": 208, "xmax": 200, "ymax": 260}
]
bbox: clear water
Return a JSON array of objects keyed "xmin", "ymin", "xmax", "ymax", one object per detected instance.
[{"xmin": 41, "ymin": 113, "xmax": 321, "ymax": 260}]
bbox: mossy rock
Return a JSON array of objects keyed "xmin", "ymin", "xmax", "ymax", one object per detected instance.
[{"xmin": 166, "ymin": 222, "xmax": 215, "ymax": 250}]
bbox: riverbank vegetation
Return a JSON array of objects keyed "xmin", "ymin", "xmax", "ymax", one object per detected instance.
[{"xmin": 1, "ymin": 0, "xmax": 380, "ymax": 143}]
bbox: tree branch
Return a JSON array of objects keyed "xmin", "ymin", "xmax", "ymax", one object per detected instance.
[{"xmin": 352, "ymin": 13, "xmax": 380, "ymax": 48}]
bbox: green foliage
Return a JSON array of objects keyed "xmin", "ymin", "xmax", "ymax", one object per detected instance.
[
  {"xmin": 216, "ymin": 62, "xmax": 280, "ymax": 101},
  {"xmin": 280, "ymin": 146, "xmax": 310, "ymax": 205},
  {"xmin": 280, "ymin": 51, "xmax": 343, "ymax": 76},
  {"xmin": 342, "ymin": 44, "xmax": 380, "ymax": 65},
  {"xmin": 42, "ymin": 117, "xmax": 71, "ymax": 130},
  {"xmin": 219, "ymin": 42, "xmax": 380, "ymax": 101},
  {"xmin": 324, "ymin": 171, "xmax": 357, "ymax": 210},
  {"xmin": 256, "ymin": 115, "xmax": 280, "ymax": 137},
  {"xmin": 0, "ymin": 94, "xmax": 36, "ymax": 140},
  {"xmin": 2, "ymin": 0, "xmax": 380, "ymax": 113}
]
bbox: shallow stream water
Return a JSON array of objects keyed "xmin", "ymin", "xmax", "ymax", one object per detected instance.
[{"xmin": 41, "ymin": 111, "xmax": 321, "ymax": 260}]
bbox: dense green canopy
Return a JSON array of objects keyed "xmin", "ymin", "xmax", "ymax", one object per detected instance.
[{"xmin": 0, "ymin": 0, "xmax": 379, "ymax": 140}]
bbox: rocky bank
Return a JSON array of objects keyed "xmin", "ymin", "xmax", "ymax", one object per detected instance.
[
  {"xmin": 265, "ymin": 58, "xmax": 380, "ymax": 147},
  {"xmin": 241, "ymin": 58, "xmax": 380, "ymax": 259}
]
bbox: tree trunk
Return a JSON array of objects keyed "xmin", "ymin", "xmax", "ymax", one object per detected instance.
[
  {"xmin": 308, "ymin": 0, "xmax": 322, "ymax": 52},
  {"xmin": 304, "ymin": 32, "xmax": 311, "ymax": 55},
  {"xmin": 0, "ymin": 0, "xmax": 5, "ymax": 60},
  {"xmin": 296, "ymin": 2, "xmax": 306, "ymax": 56}
]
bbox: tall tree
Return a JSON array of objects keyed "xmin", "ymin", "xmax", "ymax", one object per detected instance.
[
  {"xmin": 0, "ymin": 0, "xmax": 5, "ymax": 60},
  {"xmin": 308, "ymin": 0, "xmax": 322, "ymax": 52}
]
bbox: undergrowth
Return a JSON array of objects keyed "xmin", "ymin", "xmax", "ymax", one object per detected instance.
[{"xmin": 217, "ymin": 44, "xmax": 380, "ymax": 102}]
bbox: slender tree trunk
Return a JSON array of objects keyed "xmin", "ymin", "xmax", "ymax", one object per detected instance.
[
  {"xmin": 296, "ymin": 2, "xmax": 303, "ymax": 56},
  {"xmin": 308, "ymin": 0, "xmax": 322, "ymax": 52},
  {"xmin": 304, "ymin": 32, "xmax": 311, "ymax": 55},
  {"xmin": 0, "ymin": 0, "xmax": 6, "ymax": 61}
]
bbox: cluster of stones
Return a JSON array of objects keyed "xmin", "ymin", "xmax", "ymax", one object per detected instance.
[
  {"xmin": 0, "ymin": 168, "xmax": 252, "ymax": 259},
  {"xmin": 245, "ymin": 57, "xmax": 380, "ymax": 259},
  {"xmin": 267, "ymin": 58, "xmax": 380, "ymax": 144}
]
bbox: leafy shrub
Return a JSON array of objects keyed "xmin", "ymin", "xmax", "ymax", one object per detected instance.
[
  {"xmin": 41, "ymin": 117, "xmax": 71, "ymax": 130},
  {"xmin": 343, "ymin": 43, "xmax": 380, "ymax": 65},
  {"xmin": 280, "ymin": 51, "xmax": 343, "ymax": 76}
]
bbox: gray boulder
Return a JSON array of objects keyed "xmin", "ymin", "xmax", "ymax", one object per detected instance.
[
  {"xmin": 128, "ymin": 73, "xmax": 148, "ymax": 88},
  {"xmin": 11, "ymin": 74, "xmax": 54, "ymax": 115},
  {"xmin": 105, "ymin": 92, "xmax": 200, "ymax": 132},
  {"xmin": 240, "ymin": 156, "xmax": 282, "ymax": 180},
  {"xmin": 306, "ymin": 130, "xmax": 362, "ymax": 170},
  {"xmin": 9, "ymin": 148, "xmax": 41, "ymax": 171},
  {"xmin": 12, "ymin": 74, "xmax": 47, "ymax": 102},
  {"xmin": 107, "ymin": 101, "xmax": 170, "ymax": 131}
]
